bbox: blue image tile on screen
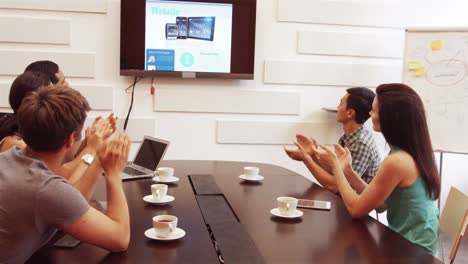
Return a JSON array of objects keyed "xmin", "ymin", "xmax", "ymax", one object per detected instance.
[{"xmin": 146, "ymin": 49, "xmax": 175, "ymax": 71}]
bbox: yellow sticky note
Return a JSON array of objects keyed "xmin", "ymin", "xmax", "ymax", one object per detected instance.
[
  {"xmin": 408, "ymin": 62, "xmax": 420, "ymax": 70},
  {"xmin": 414, "ymin": 67, "xmax": 426, "ymax": 77},
  {"xmin": 431, "ymin": 40, "xmax": 442, "ymax": 50}
]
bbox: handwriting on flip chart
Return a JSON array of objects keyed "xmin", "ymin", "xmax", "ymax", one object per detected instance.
[{"xmin": 404, "ymin": 30, "xmax": 468, "ymax": 152}]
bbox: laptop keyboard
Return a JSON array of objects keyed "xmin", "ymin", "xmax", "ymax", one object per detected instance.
[{"xmin": 123, "ymin": 166, "xmax": 147, "ymax": 176}]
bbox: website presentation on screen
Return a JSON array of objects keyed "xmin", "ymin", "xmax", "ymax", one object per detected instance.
[{"xmin": 145, "ymin": 0, "xmax": 233, "ymax": 73}]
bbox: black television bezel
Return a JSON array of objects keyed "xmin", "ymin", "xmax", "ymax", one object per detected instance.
[{"xmin": 120, "ymin": 0, "xmax": 257, "ymax": 80}]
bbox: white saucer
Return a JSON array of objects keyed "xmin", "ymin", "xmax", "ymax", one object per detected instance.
[
  {"xmin": 144, "ymin": 227, "xmax": 186, "ymax": 241},
  {"xmin": 270, "ymin": 208, "xmax": 303, "ymax": 219},
  {"xmin": 239, "ymin": 174, "xmax": 264, "ymax": 182},
  {"xmin": 143, "ymin": 195, "xmax": 175, "ymax": 204},
  {"xmin": 153, "ymin": 176, "xmax": 180, "ymax": 183}
]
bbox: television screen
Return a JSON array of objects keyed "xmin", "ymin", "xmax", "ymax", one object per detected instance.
[{"xmin": 121, "ymin": 0, "xmax": 257, "ymax": 79}]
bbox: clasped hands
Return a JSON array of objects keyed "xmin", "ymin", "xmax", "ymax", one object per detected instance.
[
  {"xmin": 85, "ymin": 113, "xmax": 118, "ymax": 152},
  {"xmin": 284, "ymin": 134, "xmax": 353, "ymax": 173},
  {"xmin": 84, "ymin": 114, "xmax": 130, "ymax": 175}
]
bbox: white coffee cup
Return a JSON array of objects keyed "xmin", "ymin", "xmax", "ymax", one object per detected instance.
[
  {"xmin": 277, "ymin": 197, "xmax": 298, "ymax": 215},
  {"xmin": 153, "ymin": 215, "xmax": 178, "ymax": 238},
  {"xmin": 243, "ymin": 166, "xmax": 259, "ymax": 178},
  {"xmin": 156, "ymin": 167, "xmax": 174, "ymax": 180},
  {"xmin": 151, "ymin": 184, "xmax": 168, "ymax": 201}
]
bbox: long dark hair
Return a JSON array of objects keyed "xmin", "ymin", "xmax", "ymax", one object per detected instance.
[{"xmin": 376, "ymin": 83, "xmax": 440, "ymax": 199}]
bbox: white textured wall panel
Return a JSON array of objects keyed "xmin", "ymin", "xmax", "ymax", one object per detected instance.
[
  {"xmin": 119, "ymin": 117, "xmax": 156, "ymax": 141},
  {"xmin": 0, "ymin": 0, "xmax": 107, "ymax": 14},
  {"xmin": 278, "ymin": 0, "xmax": 404, "ymax": 28},
  {"xmin": 297, "ymin": 30, "xmax": 405, "ymax": 59},
  {"xmin": 278, "ymin": 0, "xmax": 468, "ymax": 28},
  {"xmin": 0, "ymin": 0, "xmax": 466, "ymax": 196},
  {"xmin": 0, "ymin": 83, "xmax": 112, "ymax": 110},
  {"xmin": 0, "ymin": 82, "xmax": 9, "ymax": 108},
  {"xmin": 0, "ymin": 16, "xmax": 70, "ymax": 44},
  {"xmin": 74, "ymin": 85, "xmax": 113, "ymax": 110},
  {"xmin": 0, "ymin": 50, "xmax": 95, "ymax": 78},
  {"xmin": 154, "ymin": 89, "xmax": 300, "ymax": 115},
  {"xmin": 84, "ymin": 117, "xmax": 156, "ymax": 142},
  {"xmin": 264, "ymin": 60, "xmax": 401, "ymax": 87},
  {"xmin": 121, "ymin": 118, "xmax": 156, "ymax": 142},
  {"xmin": 217, "ymin": 120, "xmax": 342, "ymax": 145}
]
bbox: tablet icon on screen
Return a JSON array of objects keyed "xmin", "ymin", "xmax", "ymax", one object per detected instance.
[
  {"xmin": 176, "ymin": 17, "xmax": 188, "ymax": 39},
  {"xmin": 165, "ymin": 16, "xmax": 216, "ymax": 41},
  {"xmin": 165, "ymin": 23, "xmax": 179, "ymax": 40},
  {"xmin": 187, "ymin": 17, "xmax": 215, "ymax": 41}
]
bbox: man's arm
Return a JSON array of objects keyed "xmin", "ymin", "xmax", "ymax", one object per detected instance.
[
  {"xmin": 302, "ymin": 153, "xmax": 338, "ymax": 193},
  {"xmin": 63, "ymin": 174, "xmax": 130, "ymax": 252},
  {"xmin": 68, "ymin": 158, "xmax": 104, "ymax": 201},
  {"xmin": 59, "ymin": 115, "xmax": 116, "ymax": 180},
  {"xmin": 62, "ymin": 206, "xmax": 129, "ymax": 252},
  {"xmin": 287, "ymin": 143, "xmax": 338, "ymax": 193},
  {"xmin": 59, "ymin": 117, "xmax": 115, "ymax": 200},
  {"xmin": 56, "ymin": 145, "xmax": 96, "ymax": 181},
  {"xmin": 63, "ymin": 133, "xmax": 130, "ymax": 251}
]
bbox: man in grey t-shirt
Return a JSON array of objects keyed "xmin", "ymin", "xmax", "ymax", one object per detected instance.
[
  {"xmin": 0, "ymin": 86, "xmax": 131, "ymax": 263},
  {"xmin": 0, "ymin": 147, "xmax": 89, "ymax": 263}
]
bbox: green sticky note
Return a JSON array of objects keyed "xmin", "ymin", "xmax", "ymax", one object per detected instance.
[{"xmin": 408, "ymin": 62, "xmax": 420, "ymax": 70}]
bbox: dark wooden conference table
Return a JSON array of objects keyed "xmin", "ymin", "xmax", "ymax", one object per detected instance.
[{"xmin": 29, "ymin": 160, "xmax": 441, "ymax": 263}]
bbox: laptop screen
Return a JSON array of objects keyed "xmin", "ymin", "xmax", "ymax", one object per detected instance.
[{"xmin": 133, "ymin": 138, "xmax": 168, "ymax": 171}]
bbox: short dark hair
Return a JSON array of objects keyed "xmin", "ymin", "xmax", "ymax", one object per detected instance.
[
  {"xmin": 24, "ymin": 60, "xmax": 60, "ymax": 84},
  {"xmin": 17, "ymin": 86, "xmax": 90, "ymax": 152},
  {"xmin": 346, "ymin": 87, "xmax": 375, "ymax": 124},
  {"xmin": 9, "ymin": 71, "xmax": 51, "ymax": 113},
  {"xmin": 376, "ymin": 83, "xmax": 440, "ymax": 199}
]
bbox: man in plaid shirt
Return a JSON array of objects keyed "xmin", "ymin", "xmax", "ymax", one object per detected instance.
[{"xmin": 285, "ymin": 87, "xmax": 381, "ymax": 193}]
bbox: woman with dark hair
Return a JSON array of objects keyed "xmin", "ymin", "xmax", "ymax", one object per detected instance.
[
  {"xmin": 0, "ymin": 71, "xmax": 50, "ymax": 152},
  {"xmin": 0, "ymin": 70, "xmax": 118, "ymax": 201},
  {"xmin": 0, "ymin": 114, "xmax": 26, "ymax": 151},
  {"xmin": 296, "ymin": 83, "xmax": 440, "ymax": 256}
]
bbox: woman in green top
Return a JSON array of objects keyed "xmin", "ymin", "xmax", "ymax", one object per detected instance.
[{"xmin": 296, "ymin": 83, "xmax": 441, "ymax": 256}]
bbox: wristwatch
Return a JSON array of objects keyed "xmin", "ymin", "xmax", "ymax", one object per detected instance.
[{"xmin": 81, "ymin": 154, "xmax": 94, "ymax": 165}]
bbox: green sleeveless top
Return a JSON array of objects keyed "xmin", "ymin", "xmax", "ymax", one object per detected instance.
[{"xmin": 385, "ymin": 148, "xmax": 439, "ymax": 256}]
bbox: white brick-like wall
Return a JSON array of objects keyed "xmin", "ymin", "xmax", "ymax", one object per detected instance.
[
  {"xmin": 0, "ymin": 0, "xmax": 466, "ymax": 211},
  {"xmin": 0, "ymin": 16, "xmax": 70, "ymax": 44}
]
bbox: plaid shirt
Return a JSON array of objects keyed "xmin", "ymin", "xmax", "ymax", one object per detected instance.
[{"xmin": 338, "ymin": 126, "xmax": 381, "ymax": 183}]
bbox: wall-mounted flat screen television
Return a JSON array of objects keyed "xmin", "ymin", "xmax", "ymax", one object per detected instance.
[{"xmin": 120, "ymin": 0, "xmax": 257, "ymax": 79}]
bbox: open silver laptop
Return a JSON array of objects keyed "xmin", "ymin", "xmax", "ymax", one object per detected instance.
[{"xmin": 121, "ymin": 136, "xmax": 169, "ymax": 180}]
